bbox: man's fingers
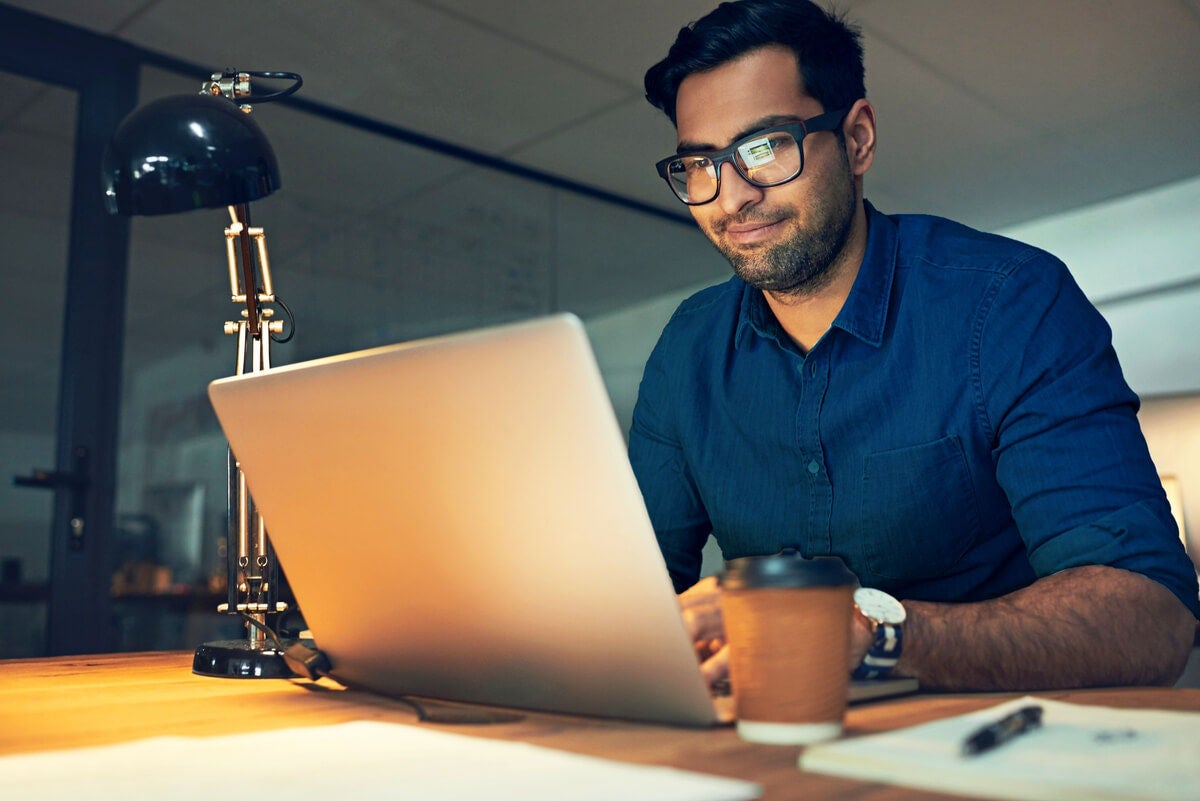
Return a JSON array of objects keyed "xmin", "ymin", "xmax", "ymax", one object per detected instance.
[
  {"xmin": 679, "ymin": 576, "xmax": 724, "ymax": 641},
  {"xmin": 682, "ymin": 605, "xmax": 722, "ymax": 640},
  {"xmin": 700, "ymin": 643, "xmax": 730, "ymax": 690},
  {"xmin": 694, "ymin": 637, "xmax": 725, "ymax": 662}
]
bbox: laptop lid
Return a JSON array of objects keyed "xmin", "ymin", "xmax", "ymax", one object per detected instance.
[{"xmin": 207, "ymin": 313, "xmax": 722, "ymax": 725}]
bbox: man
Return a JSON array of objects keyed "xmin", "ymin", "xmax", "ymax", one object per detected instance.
[{"xmin": 630, "ymin": 0, "xmax": 1199, "ymax": 692}]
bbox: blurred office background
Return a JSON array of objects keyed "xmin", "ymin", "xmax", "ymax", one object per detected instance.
[{"xmin": 1, "ymin": 0, "xmax": 1198, "ymax": 657}]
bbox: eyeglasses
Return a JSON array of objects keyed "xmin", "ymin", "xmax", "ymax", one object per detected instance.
[{"xmin": 654, "ymin": 107, "xmax": 850, "ymax": 205}]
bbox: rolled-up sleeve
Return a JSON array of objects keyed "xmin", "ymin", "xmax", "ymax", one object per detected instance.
[{"xmin": 976, "ymin": 250, "xmax": 1200, "ymax": 618}]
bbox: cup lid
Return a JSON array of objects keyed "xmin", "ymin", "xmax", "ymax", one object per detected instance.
[{"xmin": 720, "ymin": 549, "xmax": 858, "ymax": 590}]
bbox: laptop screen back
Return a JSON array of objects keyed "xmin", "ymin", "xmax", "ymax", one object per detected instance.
[{"xmin": 207, "ymin": 314, "xmax": 719, "ymax": 725}]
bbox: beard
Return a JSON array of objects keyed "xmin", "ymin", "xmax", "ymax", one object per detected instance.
[{"xmin": 705, "ymin": 152, "xmax": 857, "ymax": 296}]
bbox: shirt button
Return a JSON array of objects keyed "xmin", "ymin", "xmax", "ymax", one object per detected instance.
[{"xmin": 807, "ymin": 460, "xmax": 820, "ymax": 475}]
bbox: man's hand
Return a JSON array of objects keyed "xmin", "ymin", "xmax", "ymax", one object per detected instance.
[
  {"xmin": 679, "ymin": 576, "xmax": 729, "ymax": 690},
  {"xmin": 848, "ymin": 606, "xmax": 875, "ymax": 673}
]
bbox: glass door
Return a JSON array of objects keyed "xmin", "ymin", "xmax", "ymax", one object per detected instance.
[{"xmin": 0, "ymin": 72, "xmax": 76, "ymax": 657}]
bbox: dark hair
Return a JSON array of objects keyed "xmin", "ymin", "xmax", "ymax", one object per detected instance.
[{"xmin": 644, "ymin": 0, "xmax": 865, "ymax": 125}]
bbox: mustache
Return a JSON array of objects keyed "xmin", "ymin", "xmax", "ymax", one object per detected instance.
[{"xmin": 713, "ymin": 211, "xmax": 781, "ymax": 235}]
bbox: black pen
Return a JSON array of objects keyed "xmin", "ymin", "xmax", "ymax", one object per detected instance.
[{"xmin": 961, "ymin": 704, "xmax": 1043, "ymax": 756}]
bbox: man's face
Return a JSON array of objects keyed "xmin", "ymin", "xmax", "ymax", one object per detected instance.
[{"xmin": 673, "ymin": 46, "xmax": 858, "ymax": 295}]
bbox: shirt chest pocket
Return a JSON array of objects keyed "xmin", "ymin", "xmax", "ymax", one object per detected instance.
[{"xmin": 858, "ymin": 435, "xmax": 981, "ymax": 581}]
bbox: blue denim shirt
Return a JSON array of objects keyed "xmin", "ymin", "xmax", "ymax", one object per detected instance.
[{"xmin": 629, "ymin": 202, "xmax": 1200, "ymax": 618}]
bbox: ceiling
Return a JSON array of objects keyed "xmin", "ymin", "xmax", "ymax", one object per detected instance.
[
  {"xmin": 7, "ymin": 0, "xmax": 1200, "ymax": 233},
  {"xmin": 2, "ymin": 0, "xmax": 1200, "ymax": 443}
]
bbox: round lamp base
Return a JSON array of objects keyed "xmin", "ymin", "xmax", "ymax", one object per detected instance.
[{"xmin": 192, "ymin": 639, "xmax": 294, "ymax": 679}]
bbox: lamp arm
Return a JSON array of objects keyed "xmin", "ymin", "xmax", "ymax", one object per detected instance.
[
  {"xmin": 219, "ymin": 202, "xmax": 288, "ymax": 650},
  {"xmin": 227, "ymin": 205, "xmax": 261, "ymax": 337}
]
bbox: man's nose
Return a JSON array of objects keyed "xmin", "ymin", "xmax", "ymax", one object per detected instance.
[{"xmin": 715, "ymin": 162, "xmax": 764, "ymax": 215}]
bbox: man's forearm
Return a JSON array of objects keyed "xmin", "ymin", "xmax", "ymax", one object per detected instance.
[{"xmin": 897, "ymin": 565, "xmax": 1196, "ymax": 691}]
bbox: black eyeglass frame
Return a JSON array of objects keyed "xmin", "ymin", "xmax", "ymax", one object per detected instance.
[{"xmin": 654, "ymin": 106, "xmax": 852, "ymax": 206}]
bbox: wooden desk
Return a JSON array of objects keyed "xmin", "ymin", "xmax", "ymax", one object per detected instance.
[{"xmin": 3, "ymin": 651, "xmax": 1198, "ymax": 800}]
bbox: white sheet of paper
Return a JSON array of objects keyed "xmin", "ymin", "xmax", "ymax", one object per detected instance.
[
  {"xmin": 800, "ymin": 695, "xmax": 1200, "ymax": 801},
  {"xmin": 0, "ymin": 721, "xmax": 760, "ymax": 801}
]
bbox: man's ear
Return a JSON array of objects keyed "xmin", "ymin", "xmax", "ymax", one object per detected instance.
[{"xmin": 843, "ymin": 98, "xmax": 876, "ymax": 177}]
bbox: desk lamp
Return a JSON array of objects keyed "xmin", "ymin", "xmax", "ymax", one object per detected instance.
[{"xmin": 102, "ymin": 70, "xmax": 302, "ymax": 678}]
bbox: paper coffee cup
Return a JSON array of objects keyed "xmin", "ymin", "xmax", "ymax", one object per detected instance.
[{"xmin": 721, "ymin": 551, "xmax": 857, "ymax": 745}]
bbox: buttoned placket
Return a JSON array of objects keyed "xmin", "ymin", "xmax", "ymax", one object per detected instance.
[{"xmin": 794, "ymin": 347, "xmax": 833, "ymax": 556}]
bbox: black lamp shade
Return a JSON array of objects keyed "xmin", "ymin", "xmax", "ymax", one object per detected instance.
[{"xmin": 102, "ymin": 93, "xmax": 281, "ymax": 216}]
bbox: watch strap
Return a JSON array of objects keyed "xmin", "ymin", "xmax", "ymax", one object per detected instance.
[{"xmin": 852, "ymin": 621, "xmax": 903, "ymax": 680}]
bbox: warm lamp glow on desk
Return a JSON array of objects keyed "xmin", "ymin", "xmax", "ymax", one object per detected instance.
[
  {"xmin": 3, "ymin": 652, "xmax": 1200, "ymax": 801},
  {"xmin": 101, "ymin": 70, "xmax": 302, "ymax": 678}
]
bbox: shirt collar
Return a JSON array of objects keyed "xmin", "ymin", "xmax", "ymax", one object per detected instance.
[
  {"xmin": 734, "ymin": 200, "xmax": 898, "ymax": 351},
  {"xmin": 734, "ymin": 279, "xmax": 781, "ymax": 349},
  {"xmin": 831, "ymin": 200, "xmax": 896, "ymax": 348}
]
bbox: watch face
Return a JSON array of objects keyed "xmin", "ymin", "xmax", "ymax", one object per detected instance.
[{"xmin": 854, "ymin": 587, "xmax": 906, "ymax": 625}]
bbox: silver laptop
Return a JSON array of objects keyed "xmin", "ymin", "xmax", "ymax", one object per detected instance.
[{"xmin": 207, "ymin": 313, "xmax": 915, "ymax": 726}]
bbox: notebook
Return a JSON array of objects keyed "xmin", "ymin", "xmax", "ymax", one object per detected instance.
[{"xmin": 207, "ymin": 313, "xmax": 916, "ymax": 726}]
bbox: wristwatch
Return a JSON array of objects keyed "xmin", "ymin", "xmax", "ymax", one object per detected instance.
[{"xmin": 851, "ymin": 587, "xmax": 906, "ymax": 680}]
